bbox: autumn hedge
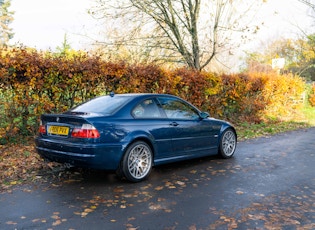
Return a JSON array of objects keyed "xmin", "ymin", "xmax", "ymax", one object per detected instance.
[
  {"xmin": 0, "ymin": 47, "xmax": 307, "ymax": 142},
  {"xmin": 309, "ymin": 84, "xmax": 315, "ymax": 107}
]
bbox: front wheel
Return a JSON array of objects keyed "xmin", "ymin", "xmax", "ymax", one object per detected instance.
[
  {"xmin": 219, "ymin": 128, "xmax": 237, "ymax": 159},
  {"xmin": 119, "ymin": 141, "xmax": 153, "ymax": 182}
]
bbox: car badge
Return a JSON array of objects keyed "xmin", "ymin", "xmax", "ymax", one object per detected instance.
[{"xmin": 56, "ymin": 117, "xmax": 60, "ymax": 122}]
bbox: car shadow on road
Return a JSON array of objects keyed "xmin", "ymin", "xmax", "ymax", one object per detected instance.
[{"xmin": 35, "ymin": 154, "xmax": 237, "ymax": 190}]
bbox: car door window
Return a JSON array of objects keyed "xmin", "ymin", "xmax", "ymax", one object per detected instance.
[
  {"xmin": 158, "ymin": 97, "xmax": 200, "ymax": 120},
  {"xmin": 132, "ymin": 99, "xmax": 162, "ymax": 118}
]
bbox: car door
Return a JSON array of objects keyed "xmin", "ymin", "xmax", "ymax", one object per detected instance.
[
  {"xmin": 157, "ymin": 96, "xmax": 218, "ymax": 159},
  {"xmin": 131, "ymin": 98, "xmax": 175, "ymax": 162}
]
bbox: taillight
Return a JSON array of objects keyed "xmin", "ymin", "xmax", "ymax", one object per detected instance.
[
  {"xmin": 71, "ymin": 124, "xmax": 100, "ymax": 138},
  {"xmin": 39, "ymin": 120, "xmax": 46, "ymax": 134}
]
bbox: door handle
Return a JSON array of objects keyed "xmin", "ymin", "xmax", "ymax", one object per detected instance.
[{"xmin": 169, "ymin": 122, "xmax": 179, "ymax": 126}]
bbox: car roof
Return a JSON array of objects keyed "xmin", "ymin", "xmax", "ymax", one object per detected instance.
[
  {"xmin": 109, "ymin": 93, "xmax": 174, "ymax": 97},
  {"xmin": 107, "ymin": 93, "xmax": 181, "ymax": 100},
  {"xmin": 70, "ymin": 93, "xmax": 183, "ymax": 116}
]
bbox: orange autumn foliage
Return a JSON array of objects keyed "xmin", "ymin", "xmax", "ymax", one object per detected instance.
[
  {"xmin": 309, "ymin": 84, "xmax": 315, "ymax": 107},
  {"xmin": 0, "ymin": 47, "xmax": 307, "ymax": 142}
]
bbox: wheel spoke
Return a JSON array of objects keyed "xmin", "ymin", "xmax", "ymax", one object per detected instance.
[
  {"xmin": 127, "ymin": 144, "xmax": 152, "ymax": 180},
  {"xmin": 222, "ymin": 130, "xmax": 236, "ymax": 156}
]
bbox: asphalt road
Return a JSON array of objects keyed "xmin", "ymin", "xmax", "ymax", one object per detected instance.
[{"xmin": 1, "ymin": 128, "xmax": 315, "ymax": 230}]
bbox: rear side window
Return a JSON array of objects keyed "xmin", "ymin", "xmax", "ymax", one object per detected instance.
[
  {"xmin": 71, "ymin": 96, "xmax": 131, "ymax": 114},
  {"xmin": 132, "ymin": 99, "xmax": 162, "ymax": 118}
]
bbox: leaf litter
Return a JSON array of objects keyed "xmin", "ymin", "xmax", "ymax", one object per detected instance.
[{"xmin": 1, "ymin": 141, "xmax": 314, "ymax": 229}]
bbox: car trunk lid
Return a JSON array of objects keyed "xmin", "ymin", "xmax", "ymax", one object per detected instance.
[{"xmin": 39, "ymin": 114, "xmax": 100, "ymax": 139}]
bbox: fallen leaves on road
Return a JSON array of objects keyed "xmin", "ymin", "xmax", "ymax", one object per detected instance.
[
  {"xmin": 0, "ymin": 142, "xmax": 52, "ymax": 191},
  {"xmin": 6, "ymin": 221, "xmax": 17, "ymax": 225},
  {"xmin": 236, "ymin": 190, "xmax": 244, "ymax": 195},
  {"xmin": 1, "ymin": 138, "xmax": 314, "ymax": 230},
  {"xmin": 0, "ymin": 141, "xmax": 85, "ymax": 192},
  {"xmin": 209, "ymin": 185, "xmax": 315, "ymax": 230}
]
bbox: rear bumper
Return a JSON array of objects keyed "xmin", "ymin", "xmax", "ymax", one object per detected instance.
[{"xmin": 35, "ymin": 137, "xmax": 124, "ymax": 170}]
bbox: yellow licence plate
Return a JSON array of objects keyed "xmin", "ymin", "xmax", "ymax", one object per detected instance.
[{"xmin": 48, "ymin": 126, "xmax": 69, "ymax": 136}]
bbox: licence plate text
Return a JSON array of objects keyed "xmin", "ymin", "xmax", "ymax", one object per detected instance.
[{"xmin": 48, "ymin": 126, "xmax": 69, "ymax": 136}]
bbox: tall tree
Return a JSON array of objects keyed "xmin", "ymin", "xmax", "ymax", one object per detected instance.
[
  {"xmin": 90, "ymin": 0, "xmax": 263, "ymax": 71},
  {"xmin": 0, "ymin": 0, "xmax": 14, "ymax": 46},
  {"xmin": 298, "ymin": 0, "xmax": 315, "ymax": 11},
  {"xmin": 298, "ymin": 0, "xmax": 315, "ymax": 28},
  {"xmin": 55, "ymin": 34, "xmax": 72, "ymax": 57},
  {"xmin": 244, "ymin": 36, "xmax": 315, "ymax": 80}
]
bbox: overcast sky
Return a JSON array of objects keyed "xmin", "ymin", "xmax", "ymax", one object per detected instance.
[
  {"xmin": 9, "ymin": 0, "xmax": 314, "ymax": 51},
  {"xmin": 9, "ymin": 0, "xmax": 98, "ymax": 50}
]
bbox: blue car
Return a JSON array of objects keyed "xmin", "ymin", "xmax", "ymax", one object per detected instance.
[{"xmin": 35, "ymin": 93, "xmax": 237, "ymax": 182}]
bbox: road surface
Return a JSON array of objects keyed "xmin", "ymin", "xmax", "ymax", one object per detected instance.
[{"xmin": 1, "ymin": 128, "xmax": 314, "ymax": 229}]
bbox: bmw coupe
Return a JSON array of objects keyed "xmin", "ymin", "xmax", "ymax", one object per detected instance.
[{"xmin": 35, "ymin": 93, "xmax": 237, "ymax": 182}]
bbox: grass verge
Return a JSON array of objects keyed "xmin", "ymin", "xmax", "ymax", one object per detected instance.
[{"xmin": 236, "ymin": 105, "xmax": 315, "ymax": 140}]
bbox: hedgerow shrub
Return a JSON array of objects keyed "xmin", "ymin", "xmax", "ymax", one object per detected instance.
[
  {"xmin": 261, "ymin": 72, "xmax": 306, "ymax": 120},
  {"xmin": 0, "ymin": 47, "xmax": 307, "ymax": 142},
  {"xmin": 205, "ymin": 73, "xmax": 267, "ymax": 123},
  {"xmin": 309, "ymin": 84, "xmax": 315, "ymax": 107}
]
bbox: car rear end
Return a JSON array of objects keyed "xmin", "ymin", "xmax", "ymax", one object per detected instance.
[{"xmin": 35, "ymin": 114, "xmax": 124, "ymax": 170}]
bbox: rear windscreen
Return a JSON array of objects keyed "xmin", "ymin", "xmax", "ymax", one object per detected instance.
[{"xmin": 71, "ymin": 96, "xmax": 131, "ymax": 114}]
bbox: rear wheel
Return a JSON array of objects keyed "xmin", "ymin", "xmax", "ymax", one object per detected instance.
[
  {"xmin": 119, "ymin": 141, "xmax": 153, "ymax": 182},
  {"xmin": 219, "ymin": 128, "xmax": 237, "ymax": 158}
]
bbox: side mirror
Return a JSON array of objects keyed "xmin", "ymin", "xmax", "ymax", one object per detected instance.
[{"xmin": 200, "ymin": 112, "xmax": 210, "ymax": 119}]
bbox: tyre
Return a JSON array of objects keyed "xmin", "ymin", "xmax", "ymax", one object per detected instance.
[
  {"xmin": 219, "ymin": 128, "xmax": 237, "ymax": 159},
  {"xmin": 120, "ymin": 141, "xmax": 153, "ymax": 182}
]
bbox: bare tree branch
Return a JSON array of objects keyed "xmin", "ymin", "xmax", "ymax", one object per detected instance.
[
  {"xmin": 298, "ymin": 0, "xmax": 315, "ymax": 10},
  {"xmin": 90, "ymin": 0, "xmax": 262, "ymax": 70}
]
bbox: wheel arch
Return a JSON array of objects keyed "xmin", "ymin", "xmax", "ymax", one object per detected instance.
[
  {"xmin": 117, "ymin": 135, "xmax": 155, "ymax": 182},
  {"xmin": 121, "ymin": 133, "xmax": 156, "ymax": 164},
  {"xmin": 219, "ymin": 124, "xmax": 237, "ymax": 141}
]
